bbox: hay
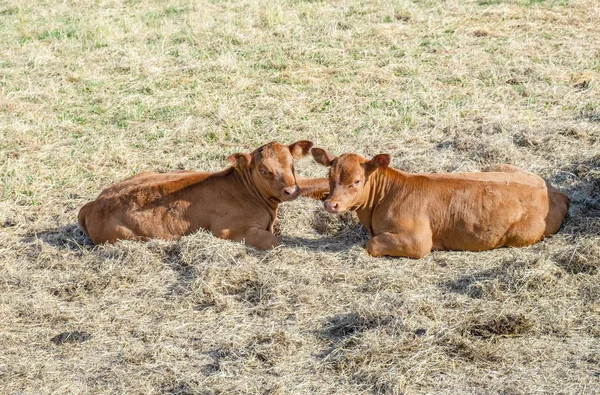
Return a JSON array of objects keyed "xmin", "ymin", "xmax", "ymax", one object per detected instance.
[{"xmin": 1, "ymin": 0, "xmax": 599, "ymax": 393}]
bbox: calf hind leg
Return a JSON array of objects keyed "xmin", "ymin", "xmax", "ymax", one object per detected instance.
[
  {"xmin": 544, "ymin": 191, "xmax": 570, "ymax": 236},
  {"xmin": 366, "ymin": 231, "xmax": 432, "ymax": 259}
]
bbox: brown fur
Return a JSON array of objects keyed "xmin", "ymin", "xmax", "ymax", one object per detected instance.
[
  {"xmin": 78, "ymin": 141, "xmax": 327, "ymax": 250},
  {"xmin": 312, "ymin": 148, "xmax": 570, "ymax": 258}
]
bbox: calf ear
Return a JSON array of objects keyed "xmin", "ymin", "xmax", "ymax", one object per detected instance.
[
  {"xmin": 228, "ymin": 153, "xmax": 253, "ymax": 168},
  {"xmin": 289, "ymin": 140, "xmax": 314, "ymax": 159},
  {"xmin": 311, "ymin": 148, "xmax": 337, "ymax": 167},
  {"xmin": 364, "ymin": 154, "xmax": 390, "ymax": 174}
]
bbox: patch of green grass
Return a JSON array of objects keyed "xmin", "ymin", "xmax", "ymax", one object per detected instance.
[
  {"xmin": 59, "ymin": 110, "xmax": 87, "ymax": 125},
  {"xmin": 162, "ymin": 6, "xmax": 189, "ymax": 17},
  {"xmin": 478, "ymin": 0, "xmax": 504, "ymax": 5},
  {"xmin": 149, "ymin": 105, "xmax": 186, "ymax": 122},
  {"xmin": 258, "ymin": 58, "xmax": 288, "ymax": 71},
  {"xmin": 512, "ymin": 84, "xmax": 528, "ymax": 97},
  {"xmin": 146, "ymin": 129, "xmax": 166, "ymax": 142},
  {"xmin": 437, "ymin": 76, "xmax": 464, "ymax": 86},
  {"xmin": 0, "ymin": 7, "xmax": 18, "ymax": 15}
]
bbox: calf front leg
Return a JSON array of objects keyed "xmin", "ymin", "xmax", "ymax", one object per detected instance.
[
  {"xmin": 220, "ymin": 226, "xmax": 279, "ymax": 250},
  {"xmin": 297, "ymin": 177, "xmax": 330, "ymax": 200},
  {"xmin": 366, "ymin": 231, "xmax": 432, "ymax": 259}
]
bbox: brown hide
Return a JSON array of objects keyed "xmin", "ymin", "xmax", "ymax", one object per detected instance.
[
  {"xmin": 312, "ymin": 148, "xmax": 570, "ymax": 258},
  {"xmin": 78, "ymin": 141, "xmax": 326, "ymax": 249}
]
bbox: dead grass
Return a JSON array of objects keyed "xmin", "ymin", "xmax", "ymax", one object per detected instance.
[{"xmin": 1, "ymin": 0, "xmax": 599, "ymax": 393}]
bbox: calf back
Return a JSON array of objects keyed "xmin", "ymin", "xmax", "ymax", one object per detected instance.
[{"xmin": 79, "ymin": 169, "xmax": 256, "ymax": 244}]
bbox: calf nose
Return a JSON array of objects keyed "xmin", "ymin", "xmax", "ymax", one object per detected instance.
[
  {"xmin": 324, "ymin": 200, "xmax": 339, "ymax": 212},
  {"xmin": 283, "ymin": 185, "xmax": 298, "ymax": 196}
]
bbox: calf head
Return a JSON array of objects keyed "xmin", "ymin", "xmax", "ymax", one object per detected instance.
[
  {"xmin": 311, "ymin": 148, "xmax": 390, "ymax": 213},
  {"xmin": 229, "ymin": 140, "xmax": 314, "ymax": 202}
]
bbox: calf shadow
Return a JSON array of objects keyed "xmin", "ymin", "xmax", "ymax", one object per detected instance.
[
  {"xmin": 279, "ymin": 208, "xmax": 369, "ymax": 253},
  {"xmin": 20, "ymin": 223, "xmax": 95, "ymax": 252},
  {"xmin": 280, "ymin": 226, "xmax": 369, "ymax": 254},
  {"xmin": 21, "ymin": 222, "xmax": 197, "ymax": 300},
  {"xmin": 161, "ymin": 244, "xmax": 197, "ymax": 299},
  {"xmin": 441, "ymin": 262, "xmax": 513, "ymax": 299},
  {"xmin": 548, "ymin": 156, "xmax": 600, "ymax": 237},
  {"xmin": 439, "ymin": 255, "xmax": 535, "ymax": 299}
]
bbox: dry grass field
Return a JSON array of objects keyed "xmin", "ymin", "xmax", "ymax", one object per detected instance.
[{"xmin": 1, "ymin": 0, "xmax": 599, "ymax": 393}]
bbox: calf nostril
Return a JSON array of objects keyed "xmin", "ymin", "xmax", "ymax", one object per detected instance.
[{"xmin": 283, "ymin": 186, "xmax": 297, "ymax": 195}]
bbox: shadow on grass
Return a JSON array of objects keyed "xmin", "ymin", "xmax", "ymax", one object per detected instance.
[
  {"xmin": 280, "ymin": 209, "xmax": 369, "ymax": 253},
  {"xmin": 280, "ymin": 230, "xmax": 368, "ymax": 253},
  {"xmin": 545, "ymin": 156, "xmax": 600, "ymax": 240},
  {"xmin": 165, "ymin": 262, "xmax": 197, "ymax": 300},
  {"xmin": 439, "ymin": 256, "xmax": 540, "ymax": 299},
  {"xmin": 21, "ymin": 223, "xmax": 95, "ymax": 251},
  {"xmin": 441, "ymin": 262, "xmax": 514, "ymax": 299}
]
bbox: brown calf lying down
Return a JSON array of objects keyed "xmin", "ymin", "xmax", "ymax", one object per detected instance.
[
  {"xmin": 311, "ymin": 148, "xmax": 569, "ymax": 258},
  {"xmin": 78, "ymin": 141, "xmax": 328, "ymax": 250}
]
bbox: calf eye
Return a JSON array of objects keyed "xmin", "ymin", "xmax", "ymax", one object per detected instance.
[
  {"xmin": 259, "ymin": 167, "xmax": 272, "ymax": 176},
  {"xmin": 353, "ymin": 180, "xmax": 361, "ymax": 185}
]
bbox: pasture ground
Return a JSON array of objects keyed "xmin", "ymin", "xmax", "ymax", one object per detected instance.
[{"xmin": 1, "ymin": 0, "xmax": 599, "ymax": 393}]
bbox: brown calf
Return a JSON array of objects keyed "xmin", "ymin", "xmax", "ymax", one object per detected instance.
[
  {"xmin": 312, "ymin": 148, "xmax": 569, "ymax": 258},
  {"xmin": 78, "ymin": 141, "xmax": 328, "ymax": 250}
]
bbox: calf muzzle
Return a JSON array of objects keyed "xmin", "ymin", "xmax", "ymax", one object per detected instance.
[
  {"xmin": 281, "ymin": 185, "xmax": 300, "ymax": 200},
  {"xmin": 324, "ymin": 199, "xmax": 343, "ymax": 213}
]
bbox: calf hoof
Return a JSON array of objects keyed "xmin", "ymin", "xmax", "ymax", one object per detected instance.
[
  {"xmin": 366, "ymin": 239, "xmax": 384, "ymax": 257},
  {"xmin": 251, "ymin": 236, "xmax": 279, "ymax": 251}
]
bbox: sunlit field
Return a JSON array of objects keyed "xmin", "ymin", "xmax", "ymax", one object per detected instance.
[{"xmin": 1, "ymin": 0, "xmax": 599, "ymax": 393}]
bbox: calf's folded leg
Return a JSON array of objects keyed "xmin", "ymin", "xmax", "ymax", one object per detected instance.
[
  {"xmin": 366, "ymin": 231, "xmax": 432, "ymax": 259},
  {"xmin": 218, "ymin": 226, "xmax": 279, "ymax": 250}
]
